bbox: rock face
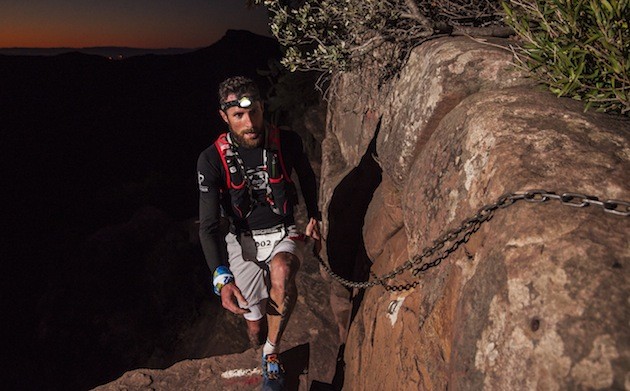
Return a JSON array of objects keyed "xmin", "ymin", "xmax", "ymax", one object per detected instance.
[{"xmin": 320, "ymin": 37, "xmax": 630, "ymax": 390}]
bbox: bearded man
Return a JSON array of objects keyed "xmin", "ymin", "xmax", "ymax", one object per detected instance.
[{"xmin": 197, "ymin": 76, "xmax": 321, "ymax": 390}]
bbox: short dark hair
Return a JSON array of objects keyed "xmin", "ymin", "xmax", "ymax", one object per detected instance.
[{"xmin": 218, "ymin": 76, "xmax": 260, "ymax": 108}]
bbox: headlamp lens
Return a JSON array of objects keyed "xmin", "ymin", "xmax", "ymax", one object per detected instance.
[
  {"xmin": 237, "ymin": 96, "xmax": 252, "ymax": 108},
  {"xmin": 221, "ymin": 95, "xmax": 256, "ymax": 111}
]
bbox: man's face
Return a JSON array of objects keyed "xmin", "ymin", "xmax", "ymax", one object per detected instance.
[{"xmin": 219, "ymin": 93, "xmax": 264, "ymax": 149}]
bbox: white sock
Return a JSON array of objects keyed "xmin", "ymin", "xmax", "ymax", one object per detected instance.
[{"xmin": 262, "ymin": 338, "xmax": 279, "ymax": 356}]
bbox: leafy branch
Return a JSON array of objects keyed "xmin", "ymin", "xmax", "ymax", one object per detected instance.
[
  {"xmin": 254, "ymin": 0, "xmax": 505, "ymax": 79},
  {"xmin": 504, "ymin": 0, "xmax": 629, "ymax": 115}
]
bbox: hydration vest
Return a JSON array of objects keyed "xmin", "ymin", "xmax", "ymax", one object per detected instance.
[{"xmin": 214, "ymin": 125, "xmax": 294, "ymax": 220}]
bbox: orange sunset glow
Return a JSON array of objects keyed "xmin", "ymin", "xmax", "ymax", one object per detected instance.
[{"xmin": 0, "ymin": 0, "xmax": 270, "ymax": 48}]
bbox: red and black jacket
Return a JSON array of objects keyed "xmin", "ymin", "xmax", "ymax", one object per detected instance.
[
  {"xmin": 213, "ymin": 125, "xmax": 295, "ymax": 220},
  {"xmin": 197, "ymin": 125, "xmax": 319, "ymax": 272}
]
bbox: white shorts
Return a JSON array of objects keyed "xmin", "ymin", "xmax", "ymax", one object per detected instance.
[{"xmin": 225, "ymin": 224, "xmax": 305, "ymax": 321}]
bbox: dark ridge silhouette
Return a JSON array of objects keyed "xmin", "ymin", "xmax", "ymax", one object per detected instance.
[
  {"xmin": 1, "ymin": 30, "xmax": 281, "ymax": 390},
  {"xmin": 0, "ymin": 47, "xmax": 195, "ymax": 58}
]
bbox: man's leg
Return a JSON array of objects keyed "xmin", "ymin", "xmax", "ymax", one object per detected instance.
[
  {"xmin": 264, "ymin": 251, "xmax": 299, "ymax": 354},
  {"xmin": 224, "ymin": 232, "xmax": 271, "ymax": 349},
  {"xmin": 246, "ymin": 317, "xmax": 268, "ymax": 348}
]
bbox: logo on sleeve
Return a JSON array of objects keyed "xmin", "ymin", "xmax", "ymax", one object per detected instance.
[{"xmin": 198, "ymin": 171, "xmax": 208, "ymax": 192}]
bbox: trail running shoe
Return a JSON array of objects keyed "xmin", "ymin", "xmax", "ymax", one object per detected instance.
[{"xmin": 261, "ymin": 353, "xmax": 285, "ymax": 391}]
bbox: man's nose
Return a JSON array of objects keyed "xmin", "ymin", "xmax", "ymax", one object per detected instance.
[{"xmin": 243, "ymin": 112, "xmax": 253, "ymax": 128}]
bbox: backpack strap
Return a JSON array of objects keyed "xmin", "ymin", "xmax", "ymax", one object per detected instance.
[{"xmin": 214, "ymin": 133, "xmax": 245, "ymax": 190}]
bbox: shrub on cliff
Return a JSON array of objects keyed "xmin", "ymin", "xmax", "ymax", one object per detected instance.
[
  {"xmin": 503, "ymin": 0, "xmax": 629, "ymax": 115},
  {"xmin": 252, "ymin": 0, "xmax": 628, "ymax": 115},
  {"xmin": 253, "ymin": 0, "xmax": 504, "ymax": 78}
]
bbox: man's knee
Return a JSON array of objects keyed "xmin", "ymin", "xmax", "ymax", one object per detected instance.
[
  {"xmin": 270, "ymin": 252, "xmax": 299, "ymax": 275},
  {"xmin": 269, "ymin": 252, "xmax": 299, "ymax": 287},
  {"xmin": 247, "ymin": 319, "xmax": 261, "ymax": 335}
]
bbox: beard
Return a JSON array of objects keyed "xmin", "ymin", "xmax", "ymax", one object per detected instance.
[{"xmin": 232, "ymin": 127, "xmax": 263, "ymax": 149}]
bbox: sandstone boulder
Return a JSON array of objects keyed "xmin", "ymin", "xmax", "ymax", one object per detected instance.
[{"xmin": 321, "ymin": 37, "xmax": 630, "ymax": 390}]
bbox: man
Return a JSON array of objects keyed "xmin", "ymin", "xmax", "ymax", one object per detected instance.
[{"xmin": 197, "ymin": 76, "xmax": 321, "ymax": 390}]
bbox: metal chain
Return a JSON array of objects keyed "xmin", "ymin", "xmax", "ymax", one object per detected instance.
[{"xmin": 316, "ymin": 189, "xmax": 629, "ymax": 291}]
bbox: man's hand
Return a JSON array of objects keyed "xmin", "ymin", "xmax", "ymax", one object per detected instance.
[
  {"xmin": 220, "ymin": 282, "xmax": 250, "ymax": 315},
  {"xmin": 305, "ymin": 217, "xmax": 322, "ymax": 256}
]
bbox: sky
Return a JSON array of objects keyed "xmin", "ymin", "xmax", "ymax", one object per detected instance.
[{"xmin": 0, "ymin": 0, "xmax": 271, "ymax": 48}]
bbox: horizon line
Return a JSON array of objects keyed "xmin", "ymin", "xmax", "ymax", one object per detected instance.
[
  {"xmin": 0, "ymin": 45, "xmax": 199, "ymax": 50},
  {"xmin": 0, "ymin": 29, "xmax": 271, "ymax": 51}
]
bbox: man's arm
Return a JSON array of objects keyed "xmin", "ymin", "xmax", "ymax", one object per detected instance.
[
  {"xmin": 197, "ymin": 149, "xmax": 249, "ymax": 315},
  {"xmin": 290, "ymin": 134, "xmax": 320, "ymax": 221},
  {"xmin": 289, "ymin": 132, "xmax": 322, "ymax": 253},
  {"xmin": 197, "ymin": 150, "xmax": 224, "ymax": 273}
]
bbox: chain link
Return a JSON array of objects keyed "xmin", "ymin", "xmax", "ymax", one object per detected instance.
[{"xmin": 316, "ymin": 189, "xmax": 629, "ymax": 291}]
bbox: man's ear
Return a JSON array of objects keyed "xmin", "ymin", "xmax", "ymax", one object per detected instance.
[{"xmin": 219, "ymin": 109, "xmax": 228, "ymax": 124}]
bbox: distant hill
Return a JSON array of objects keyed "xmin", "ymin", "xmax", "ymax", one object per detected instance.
[{"xmin": 0, "ymin": 46, "xmax": 195, "ymax": 58}]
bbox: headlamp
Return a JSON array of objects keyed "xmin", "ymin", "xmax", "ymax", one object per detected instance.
[{"xmin": 221, "ymin": 95, "xmax": 258, "ymax": 111}]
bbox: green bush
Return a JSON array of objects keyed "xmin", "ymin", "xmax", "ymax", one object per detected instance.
[
  {"xmin": 252, "ymin": 1, "xmax": 627, "ymax": 114},
  {"xmin": 254, "ymin": 0, "xmax": 504, "ymax": 78},
  {"xmin": 503, "ymin": 0, "xmax": 630, "ymax": 115}
]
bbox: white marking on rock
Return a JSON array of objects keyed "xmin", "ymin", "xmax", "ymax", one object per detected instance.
[
  {"xmin": 462, "ymin": 121, "xmax": 495, "ymax": 192},
  {"xmin": 221, "ymin": 368, "xmax": 262, "ymax": 379},
  {"xmin": 387, "ymin": 297, "xmax": 405, "ymax": 326},
  {"xmin": 447, "ymin": 189, "xmax": 459, "ymax": 224}
]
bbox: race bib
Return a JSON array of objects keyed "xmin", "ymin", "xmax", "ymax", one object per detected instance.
[{"xmin": 240, "ymin": 225, "xmax": 286, "ymax": 262}]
